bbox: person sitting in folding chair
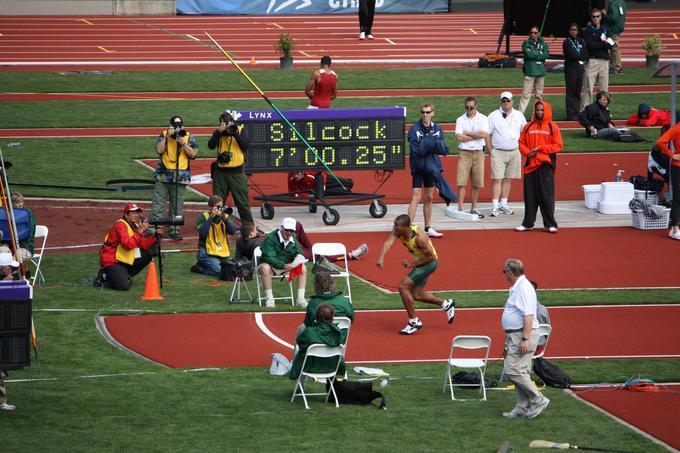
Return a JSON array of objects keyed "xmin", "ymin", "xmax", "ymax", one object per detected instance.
[
  {"xmin": 300, "ymin": 273, "xmax": 354, "ymax": 342},
  {"xmin": 289, "ymin": 303, "xmax": 345, "ymax": 380},
  {"xmin": 258, "ymin": 217, "xmax": 308, "ymax": 308},
  {"xmin": 9, "ymin": 192, "xmax": 36, "ymax": 262}
]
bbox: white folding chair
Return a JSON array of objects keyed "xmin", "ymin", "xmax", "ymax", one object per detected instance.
[
  {"xmin": 333, "ymin": 316, "xmax": 352, "ymax": 346},
  {"xmin": 253, "ymin": 246, "xmax": 294, "ymax": 306},
  {"xmin": 291, "ymin": 344, "xmax": 345, "ymax": 409},
  {"xmin": 443, "ymin": 335, "xmax": 492, "ymax": 401},
  {"xmin": 29, "ymin": 225, "xmax": 48, "ymax": 286},
  {"xmin": 533, "ymin": 324, "xmax": 552, "ymax": 360},
  {"xmin": 312, "ymin": 243, "xmax": 352, "ymax": 304}
]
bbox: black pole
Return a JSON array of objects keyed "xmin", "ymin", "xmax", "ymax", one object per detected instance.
[{"xmin": 156, "ymin": 232, "xmax": 163, "ymax": 289}]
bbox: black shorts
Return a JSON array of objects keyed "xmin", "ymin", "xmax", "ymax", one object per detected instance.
[{"xmin": 412, "ymin": 172, "xmax": 436, "ymax": 188}]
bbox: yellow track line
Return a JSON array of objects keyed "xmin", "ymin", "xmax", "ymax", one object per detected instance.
[
  {"xmin": 298, "ymin": 50, "xmax": 312, "ymax": 57},
  {"xmin": 268, "ymin": 23, "xmax": 283, "ymax": 29},
  {"xmin": 466, "ymin": 28, "xmax": 478, "ymax": 35},
  {"xmin": 97, "ymin": 46, "xmax": 115, "ymax": 53},
  {"xmin": 78, "ymin": 19, "xmax": 93, "ymax": 25}
]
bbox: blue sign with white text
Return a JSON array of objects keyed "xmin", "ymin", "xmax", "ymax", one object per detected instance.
[{"xmin": 177, "ymin": 0, "xmax": 448, "ymax": 15}]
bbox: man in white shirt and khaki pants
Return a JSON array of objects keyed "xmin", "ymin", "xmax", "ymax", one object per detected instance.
[
  {"xmin": 455, "ymin": 96, "xmax": 491, "ymax": 218},
  {"xmin": 487, "ymin": 92, "xmax": 527, "ymax": 217},
  {"xmin": 500, "ymin": 258, "xmax": 550, "ymax": 419}
]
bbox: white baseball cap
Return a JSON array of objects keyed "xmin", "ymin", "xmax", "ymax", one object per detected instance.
[
  {"xmin": 281, "ymin": 217, "xmax": 296, "ymax": 231},
  {"xmin": 500, "ymin": 91, "xmax": 513, "ymax": 100},
  {"xmin": 0, "ymin": 253, "xmax": 19, "ymax": 268}
]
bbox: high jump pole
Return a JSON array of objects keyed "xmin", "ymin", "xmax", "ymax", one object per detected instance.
[{"xmin": 203, "ymin": 32, "xmax": 347, "ymax": 191}]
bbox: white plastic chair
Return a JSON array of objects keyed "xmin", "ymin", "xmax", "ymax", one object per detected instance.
[
  {"xmin": 443, "ymin": 335, "xmax": 492, "ymax": 401},
  {"xmin": 333, "ymin": 316, "xmax": 352, "ymax": 345},
  {"xmin": 291, "ymin": 344, "xmax": 345, "ymax": 409},
  {"xmin": 312, "ymin": 243, "xmax": 352, "ymax": 304},
  {"xmin": 533, "ymin": 324, "xmax": 552, "ymax": 360},
  {"xmin": 29, "ymin": 225, "xmax": 48, "ymax": 286},
  {"xmin": 253, "ymin": 246, "xmax": 294, "ymax": 306}
]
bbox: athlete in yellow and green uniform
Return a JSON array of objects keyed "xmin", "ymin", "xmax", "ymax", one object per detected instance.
[{"xmin": 376, "ymin": 214, "xmax": 456, "ymax": 335}]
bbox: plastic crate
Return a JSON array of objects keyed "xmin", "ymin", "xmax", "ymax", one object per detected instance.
[
  {"xmin": 634, "ymin": 189, "xmax": 659, "ymax": 206},
  {"xmin": 582, "ymin": 184, "xmax": 601, "ymax": 209},
  {"xmin": 631, "ymin": 207, "xmax": 671, "ymax": 230}
]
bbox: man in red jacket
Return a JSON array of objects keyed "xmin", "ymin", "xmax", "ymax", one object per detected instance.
[
  {"xmin": 516, "ymin": 100, "xmax": 563, "ymax": 233},
  {"xmin": 656, "ymin": 123, "xmax": 680, "ymax": 240},
  {"xmin": 627, "ymin": 103, "xmax": 672, "ymax": 127},
  {"xmin": 96, "ymin": 203, "xmax": 159, "ymax": 290}
]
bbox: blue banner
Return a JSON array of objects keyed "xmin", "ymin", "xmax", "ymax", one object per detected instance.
[{"xmin": 177, "ymin": 0, "xmax": 448, "ymax": 15}]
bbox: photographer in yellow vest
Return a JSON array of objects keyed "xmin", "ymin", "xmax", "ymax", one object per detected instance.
[
  {"xmin": 208, "ymin": 111, "xmax": 254, "ymax": 224},
  {"xmin": 151, "ymin": 115, "xmax": 198, "ymax": 241},
  {"xmin": 191, "ymin": 195, "xmax": 237, "ymax": 277},
  {"xmin": 96, "ymin": 203, "xmax": 159, "ymax": 291}
]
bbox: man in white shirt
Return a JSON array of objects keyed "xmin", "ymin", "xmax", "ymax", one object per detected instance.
[
  {"xmin": 500, "ymin": 258, "xmax": 550, "ymax": 419},
  {"xmin": 487, "ymin": 92, "xmax": 527, "ymax": 217},
  {"xmin": 455, "ymin": 96, "xmax": 491, "ymax": 218}
]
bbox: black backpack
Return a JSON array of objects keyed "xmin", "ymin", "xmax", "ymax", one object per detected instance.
[
  {"xmin": 532, "ymin": 357, "xmax": 571, "ymax": 388},
  {"xmin": 450, "ymin": 371, "xmax": 498, "ymax": 389},
  {"xmin": 327, "ymin": 379, "xmax": 386, "ymax": 409},
  {"xmin": 629, "ymin": 175, "xmax": 664, "ymax": 193}
]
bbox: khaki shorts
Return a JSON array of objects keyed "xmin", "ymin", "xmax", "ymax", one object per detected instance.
[
  {"xmin": 258, "ymin": 264, "xmax": 287, "ymax": 276},
  {"xmin": 490, "ymin": 148, "xmax": 521, "ymax": 180},
  {"xmin": 456, "ymin": 149, "xmax": 485, "ymax": 188}
]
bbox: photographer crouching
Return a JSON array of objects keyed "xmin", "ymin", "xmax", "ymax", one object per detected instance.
[
  {"xmin": 191, "ymin": 195, "xmax": 237, "ymax": 277},
  {"xmin": 151, "ymin": 115, "xmax": 198, "ymax": 241},
  {"xmin": 208, "ymin": 111, "xmax": 254, "ymax": 224},
  {"xmin": 95, "ymin": 203, "xmax": 159, "ymax": 291}
]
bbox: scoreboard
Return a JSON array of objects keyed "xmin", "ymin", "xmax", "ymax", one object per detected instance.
[{"xmin": 237, "ymin": 107, "xmax": 406, "ymax": 173}]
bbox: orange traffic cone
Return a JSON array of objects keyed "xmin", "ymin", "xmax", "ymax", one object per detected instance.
[
  {"xmin": 250, "ymin": 56, "xmax": 257, "ymax": 64},
  {"xmin": 140, "ymin": 261, "xmax": 164, "ymax": 300}
]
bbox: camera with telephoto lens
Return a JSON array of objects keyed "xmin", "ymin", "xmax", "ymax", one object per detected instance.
[
  {"xmin": 223, "ymin": 121, "xmax": 237, "ymax": 135},
  {"xmin": 148, "ymin": 216, "xmax": 185, "ymax": 226},
  {"xmin": 219, "ymin": 206, "xmax": 233, "ymax": 215}
]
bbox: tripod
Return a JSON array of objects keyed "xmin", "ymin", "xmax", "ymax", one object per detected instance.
[{"xmin": 229, "ymin": 274, "xmax": 253, "ymax": 304}]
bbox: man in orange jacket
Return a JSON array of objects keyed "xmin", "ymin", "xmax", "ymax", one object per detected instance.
[
  {"xmin": 516, "ymin": 100, "xmax": 563, "ymax": 233},
  {"xmin": 656, "ymin": 123, "xmax": 680, "ymax": 240}
]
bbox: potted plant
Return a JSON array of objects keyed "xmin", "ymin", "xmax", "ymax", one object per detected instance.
[
  {"xmin": 276, "ymin": 33, "xmax": 295, "ymax": 70},
  {"xmin": 642, "ymin": 34, "xmax": 662, "ymax": 68}
]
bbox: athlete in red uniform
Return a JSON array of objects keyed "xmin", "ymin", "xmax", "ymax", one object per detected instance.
[{"xmin": 305, "ymin": 56, "xmax": 338, "ymax": 109}]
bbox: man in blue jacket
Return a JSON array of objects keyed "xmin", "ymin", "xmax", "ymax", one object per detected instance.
[{"xmin": 407, "ymin": 103, "xmax": 451, "ymax": 238}]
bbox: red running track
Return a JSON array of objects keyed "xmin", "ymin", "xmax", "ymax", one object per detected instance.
[
  {"xmin": 100, "ymin": 305, "xmax": 680, "ymax": 369},
  {"xmin": 574, "ymin": 385, "xmax": 680, "ymax": 451},
  {"xmin": 142, "ymin": 152, "xmax": 649, "ymax": 205},
  {"xmin": 1, "ymin": 10, "xmax": 679, "ymax": 70},
  {"xmin": 0, "ymin": 85, "xmax": 668, "ymax": 102},
  {"xmin": 308, "ymin": 227, "xmax": 680, "ymax": 292}
]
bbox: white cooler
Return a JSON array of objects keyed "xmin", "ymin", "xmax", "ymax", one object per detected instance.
[
  {"xmin": 582, "ymin": 184, "xmax": 601, "ymax": 209},
  {"xmin": 598, "ymin": 182, "xmax": 634, "ymax": 214}
]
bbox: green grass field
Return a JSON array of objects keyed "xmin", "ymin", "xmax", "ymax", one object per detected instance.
[{"xmin": 2, "ymin": 66, "xmax": 678, "ymax": 452}]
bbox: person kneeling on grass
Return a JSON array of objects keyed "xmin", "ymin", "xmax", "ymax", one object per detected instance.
[
  {"xmin": 258, "ymin": 217, "xmax": 308, "ymax": 308},
  {"xmin": 191, "ymin": 195, "xmax": 237, "ymax": 277},
  {"xmin": 96, "ymin": 203, "xmax": 159, "ymax": 291},
  {"xmin": 375, "ymin": 214, "xmax": 456, "ymax": 335},
  {"xmin": 289, "ymin": 302, "xmax": 345, "ymax": 380}
]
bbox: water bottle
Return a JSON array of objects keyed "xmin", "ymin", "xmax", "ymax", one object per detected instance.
[
  {"xmin": 615, "ymin": 170, "xmax": 623, "ymax": 182},
  {"xmin": 6, "ymin": 142, "xmax": 21, "ymax": 148}
]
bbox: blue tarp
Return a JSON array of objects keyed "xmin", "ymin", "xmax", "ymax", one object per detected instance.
[{"xmin": 177, "ymin": 0, "xmax": 448, "ymax": 15}]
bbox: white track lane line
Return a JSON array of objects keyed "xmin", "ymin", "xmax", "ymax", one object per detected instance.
[{"xmin": 254, "ymin": 312, "xmax": 294, "ymax": 350}]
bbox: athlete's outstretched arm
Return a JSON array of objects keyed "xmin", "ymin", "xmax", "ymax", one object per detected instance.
[{"xmin": 376, "ymin": 233, "xmax": 396, "ymax": 269}]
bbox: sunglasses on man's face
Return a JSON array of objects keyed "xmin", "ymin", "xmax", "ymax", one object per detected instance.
[
  {"xmin": 530, "ymin": 31, "xmax": 539, "ymax": 34},
  {"xmin": 591, "ymin": 15, "xmax": 601, "ymax": 18},
  {"xmin": 501, "ymin": 99, "xmax": 512, "ymax": 103},
  {"xmin": 421, "ymin": 110, "xmax": 433, "ymax": 114},
  {"xmin": 465, "ymin": 105, "xmax": 476, "ymax": 110}
]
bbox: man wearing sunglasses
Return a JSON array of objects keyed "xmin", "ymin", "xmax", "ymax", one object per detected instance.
[
  {"xmin": 407, "ymin": 103, "xmax": 449, "ymax": 238},
  {"xmin": 581, "ymin": 8, "xmax": 614, "ymax": 110},
  {"xmin": 519, "ymin": 26, "xmax": 548, "ymax": 115},
  {"xmin": 258, "ymin": 217, "xmax": 308, "ymax": 308},
  {"xmin": 455, "ymin": 96, "xmax": 490, "ymax": 218}
]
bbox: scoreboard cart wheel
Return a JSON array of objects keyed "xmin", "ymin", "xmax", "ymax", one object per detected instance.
[
  {"xmin": 369, "ymin": 200, "xmax": 387, "ymax": 218},
  {"xmin": 260, "ymin": 202, "xmax": 275, "ymax": 220},
  {"xmin": 322, "ymin": 208, "xmax": 340, "ymax": 226}
]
